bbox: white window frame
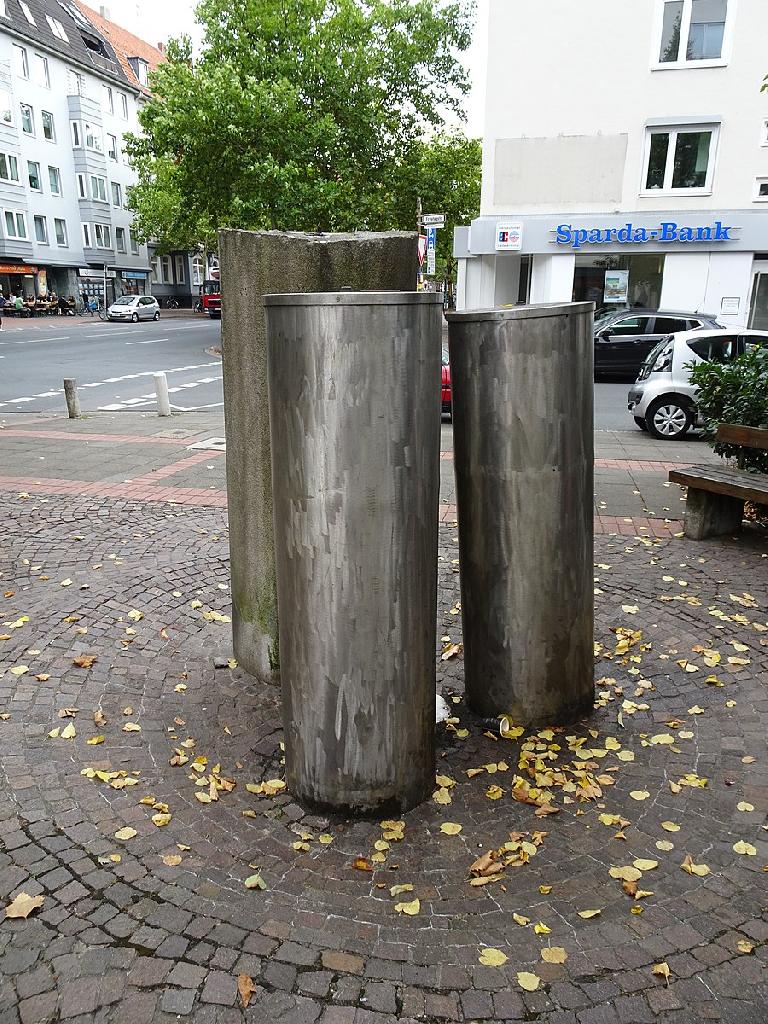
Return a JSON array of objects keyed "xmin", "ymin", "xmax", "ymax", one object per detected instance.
[
  {"xmin": 33, "ymin": 53, "xmax": 49, "ymax": 88},
  {"xmin": 84, "ymin": 122, "xmax": 103, "ymax": 153},
  {"xmin": 129, "ymin": 228, "xmax": 139, "ymax": 255},
  {"xmin": 104, "ymin": 85, "xmax": 114, "ymax": 114},
  {"xmin": 0, "ymin": 88, "xmax": 12, "ymax": 126},
  {"xmin": 76, "ymin": 173, "xmax": 87, "ymax": 199},
  {"xmin": 652, "ymin": 0, "xmax": 735, "ymax": 71},
  {"xmin": 12, "ymin": 43, "xmax": 28, "ymax": 79},
  {"xmin": 160, "ymin": 255, "xmax": 171, "ymax": 283},
  {"xmin": 82, "ymin": 222, "xmax": 91, "ymax": 247},
  {"xmin": 48, "ymin": 165, "xmax": 61, "ymax": 195},
  {"xmin": 33, "ymin": 214, "xmax": 48, "ymax": 245},
  {"xmin": 107, "ymin": 133, "xmax": 118, "ymax": 161},
  {"xmin": 110, "ymin": 181, "xmax": 122, "ymax": 207},
  {"xmin": 150, "ymin": 256, "xmax": 159, "ymax": 283},
  {"xmin": 0, "ymin": 1, "xmax": 8, "ymax": 17},
  {"xmin": 19, "ymin": 103, "xmax": 34, "ymax": 135},
  {"xmin": 19, "ymin": 1, "xmax": 35, "ymax": 25},
  {"xmin": 3, "ymin": 209, "xmax": 27, "ymax": 239},
  {"xmin": 119, "ymin": 93, "xmax": 128, "ymax": 119},
  {"xmin": 27, "ymin": 160, "xmax": 41, "ymax": 192},
  {"xmin": 94, "ymin": 223, "xmax": 111, "ymax": 249},
  {"xmin": 754, "ymin": 178, "xmax": 768, "ymax": 203},
  {"xmin": 90, "ymin": 175, "xmax": 108, "ymax": 203},
  {"xmin": 0, "ymin": 152, "xmax": 19, "ymax": 184},
  {"xmin": 640, "ymin": 122, "xmax": 720, "ymax": 196},
  {"xmin": 761, "ymin": 119, "xmax": 768, "ymax": 148},
  {"xmin": 41, "ymin": 110, "xmax": 55, "ymax": 142},
  {"xmin": 54, "ymin": 217, "xmax": 67, "ymax": 246},
  {"xmin": 45, "ymin": 14, "xmax": 68, "ymax": 41},
  {"xmin": 174, "ymin": 255, "xmax": 186, "ymax": 283},
  {"xmin": 115, "ymin": 226, "xmax": 126, "ymax": 253}
]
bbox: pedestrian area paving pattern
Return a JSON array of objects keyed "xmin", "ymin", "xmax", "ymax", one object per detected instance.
[{"xmin": 0, "ymin": 438, "xmax": 767, "ymax": 1021}]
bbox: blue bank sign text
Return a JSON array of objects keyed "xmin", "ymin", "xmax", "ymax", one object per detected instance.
[{"xmin": 554, "ymin": 221, "xmax": 736, "ymax": 250}]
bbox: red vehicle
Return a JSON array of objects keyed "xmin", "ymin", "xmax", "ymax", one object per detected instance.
[
  {"xmin": 441, "ymin": 349, "xmax": 452, "ymax": 417},
  {"xmin": 200, "ymin": 279, "xmax": 221, "ymax": 319}
]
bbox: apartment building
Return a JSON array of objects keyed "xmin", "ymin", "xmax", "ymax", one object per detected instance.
[{"xmin": 455, "ymin": 0, "xmax": 768, "ymax": 330}]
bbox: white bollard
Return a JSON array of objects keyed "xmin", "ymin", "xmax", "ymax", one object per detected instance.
[
  {"xmin": 153, "ymin": 371, "xmax": 171, "ymax": 417},
  {"xmin": 63, "ymin": 378, "xmax": 81, "ymax": 419}
]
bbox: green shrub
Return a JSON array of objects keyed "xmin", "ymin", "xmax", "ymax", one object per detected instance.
[{"xmin": 689, "ymin": 347, "xmax": 768, "ymax": 473}]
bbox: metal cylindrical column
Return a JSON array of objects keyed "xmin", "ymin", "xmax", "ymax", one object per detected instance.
[
  {"xmin": 446, "ymin": 302, "xmax": 595, "ymax": 725},
  {"xmin": 266, "ymin": 292, "xmax": 442, "ymax": 814}
]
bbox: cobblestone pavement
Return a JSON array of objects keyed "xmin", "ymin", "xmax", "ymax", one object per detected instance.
[{"xmin": 1, "ymin": 482, "xmax": 767, "ymax": 1021}]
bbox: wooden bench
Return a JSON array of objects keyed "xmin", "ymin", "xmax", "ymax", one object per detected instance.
[{"xmin": 669, "ymin": 424, "xmax": 768, "ymax": 539}]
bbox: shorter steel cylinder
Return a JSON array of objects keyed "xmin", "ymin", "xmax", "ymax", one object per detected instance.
[
  {"xmin": 446, "ymin": 302, "xmax": 595, "ymax": 725},
  {"xmin": 265, "ymin": 292, "xmax": 442, "ymax": 813}
]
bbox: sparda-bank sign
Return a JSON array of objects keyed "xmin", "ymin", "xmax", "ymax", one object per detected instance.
[{"xmin": 554, "ymin": 221, "xmax": 736, "ymax": 250}]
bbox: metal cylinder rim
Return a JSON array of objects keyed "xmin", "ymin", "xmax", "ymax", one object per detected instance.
[
  {"xmin": 263, "ymin": 291, "xmax": 443, "ymax": 307},
  {"xmin": 446, "ymin": 301, "xmax": 595, "ymax": 323}
]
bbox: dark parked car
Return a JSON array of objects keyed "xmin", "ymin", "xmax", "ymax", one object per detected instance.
[
  {"xmin": 442, "ymin": 349, "xmax": 452, "ymax": 417},
  {"xmin": 594, "ymin": 309, "xmax": 721, "ymax": 378}
]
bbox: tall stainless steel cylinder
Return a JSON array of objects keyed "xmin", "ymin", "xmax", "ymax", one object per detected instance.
[
  {"xmin": 446, "ymin": 303, "xmax": 595, "ymax": 725},
  {"xmin": 265, "ymin": 292, "xmax": 442, "ymax": 813}
]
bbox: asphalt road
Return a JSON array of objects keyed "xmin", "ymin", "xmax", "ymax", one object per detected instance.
[
  {"xmin": 0, "ymin": 316, "xmax": 639, "ymax": 429},
  {"xmin": 0, "ymin": 315, "xmax": 223, "ymax": 414}
]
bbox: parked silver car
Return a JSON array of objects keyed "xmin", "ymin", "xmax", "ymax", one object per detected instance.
[
  {"xmin": 627, "ymin": 328, "xmax": 768, "ymax": 439},
  {"xmin": 107, "ymin": 294, "xmax": 160, "ymax": 322}
]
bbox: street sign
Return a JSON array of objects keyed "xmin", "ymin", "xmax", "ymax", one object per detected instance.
[
  {"xmin": 426, "ymin": 227, "xmax": 437, "ymax": 276},
  {"xmin": 418, "ymin": 234, "xmax": 428, "ymax": 267},
  {"xmin": 422, "ymin": 214, "xmax": 445, "ymax": 227}
]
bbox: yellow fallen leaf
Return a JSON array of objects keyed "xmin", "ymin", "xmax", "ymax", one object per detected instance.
[
  {"xmin": 162, "ymin": 854, "xmax": 182, "ymax": 867},
  {"xmin": 622, "ymin": 605, "xmax": 639, "ymax": 614},
  {"xmin": 512, "ymin": 913, "xmax": 530, "ymax": 926},
  {"xmin": 47, "ymin": 727, "xmax": 60, "ymax": 739},
  {"xmin": 681, "ymin": 855, "xmax": 710, "ymax": 877},
  {"xmin": 650, "ymin": 733, "xmax": 674, "ymax": 745},
  {"xmin": 616, "ymin": 750, "xmax": 635, "ymax": 762},
  {"xmin": 633, "ymin": 859, "xmax": 659, "ymax": 871},
  {"xmin": 609, "ymin": 866, "xmax": 642, "ymax": 882},
  {"xmin": 195, "ymin": 791, "xmax": 212, "ymax": 804},
  {"xmin": 9, "ymin": 665, "xmax": 28, "ymax": 676},
  {"xmin": 244, "ymin": 874, "xmax": 266, "ymax": 890},
  {"xmin": 440, "ymin": 823, "xmax": 462, "ymax": 835},
  {"xmin": 114, "ymin": 827, "xmax": 137, "ymax": 841},
  {"xmin": 4, "ymin": 892, "xmax": 44, "ymax": 919},
  {"xmin": 478, "ymin": 947, "xmax": 508, "ymax": 967},
  {"xmin": 318, "ymin": 834, "xmax": 334, "ymax": 845},
  {"xmin": 652, "ymin": 962, "xmax": 671, "ymax": 982},
  {"xmin": 656, "ymin": 840, "xmax": 675, "ymax": 852},
  {"xmin": 394, "ymin": 898, "xmax": 420, "ymax": 916},
  {"xmin": 687, "ymin": 705, "xmax": 705, "ymax": 715},
  {"xmin": 733, "ymin": 840, "xmax": 757, "ymax": 856},
  {"xmin": 737, "ymin": 940, "xmax": 755, "ymax": 954},
  {"xmin": 127, "ymin": 609, "xmax": 144, "ymax": 621},
  {"xmin": 517, "ymin": 972, "xmax": 541, "ymax": 992},
  {"xmin": 577, "ymin": 909, "xmax": 602, "ymax": 919},
  {"xmin": 435, "ymin": 775, "xmax": 457, "ymax": 788},
  {"xmin": 533, "ymin": 921, "xmax": 551, "ymax": 935},
  {"xmin": 661, "ymin": 821, "xmax": 680, "ymax": 832},
  {"xmin": 433, "ymin": 787, "xmax": 452, "ymax": 805},
  {"xmin": 60, "ymin": 722, "xmax": 76, "ymax": 740},
  {"xmin": 86, "ymin": 735, "xmax": 105, "ymax": 745},
  {"xmin": 485, "ymin": 785, "xmax": 504, "ymax": 800},
  {"xmin": 539, "ymin": 885, "xmax": 552, "ymax": 895},
  {"xmin": 122, "ymin": 722, "xmax": 141, "ymax": 733},
  {"xmin": 237, "ymin": 973, "xmax": 258, "ymax": 1009},
  {"xmin": 630, "ymin": 791, "xmax": 649, "ymax": 801},
  {"xmin": 389, "ymin": 884, "xmax": 413, "ymax": 897},
  {"xmin": 152, "ymin": 813, "xmax": 172, "ymax": 827},
  {"xmin": 737, "ymin": 802, "xmax": 754, "ymax": 813},
  {"xmin": 541, "ymin": 947, "xmax": 568, "ymax": 964}
]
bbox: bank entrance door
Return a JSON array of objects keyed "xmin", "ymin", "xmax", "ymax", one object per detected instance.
[{"xmin": 748, "ymin": 261, "xmax": 768, "ymax": 330}]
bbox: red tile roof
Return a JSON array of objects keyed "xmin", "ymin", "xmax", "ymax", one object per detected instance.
[{"xmin": 74, "ymin": 0, "xmax": 165, "ymax": 94}]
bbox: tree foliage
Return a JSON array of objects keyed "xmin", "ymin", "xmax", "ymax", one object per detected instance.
[
  {"xmin": 690, "ymin": 347, "xmax": 768, "ymax": 473},
  {"xmin": 126, "ymin": 0, "xmax": 476, "ymax": 251}
]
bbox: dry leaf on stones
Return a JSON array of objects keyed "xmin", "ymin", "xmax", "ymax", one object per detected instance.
[
  {"xmin": 4, "ymin": 892, "xmax": 44, "ymax": 919},
  {"xmin": 478, "ymin": 948, "xmax": 507, "ymax": 966}
]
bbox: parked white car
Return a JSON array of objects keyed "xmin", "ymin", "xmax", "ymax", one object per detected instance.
[
  {"xmin": 107, "ymin": 295, "xmax": 160, "ymax": 322},
  {"xmin": 627, "ymin": 328, "xmax": 768, "ymax": 439}
]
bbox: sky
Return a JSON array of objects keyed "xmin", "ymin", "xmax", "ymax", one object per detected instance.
[{"xmin": 101, "ymin": 0, "xmax": 489, "ymax": 137}]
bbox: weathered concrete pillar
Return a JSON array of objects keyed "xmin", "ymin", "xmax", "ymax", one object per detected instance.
[
  {"xmin": 153, "ymin": 372, "xmax": 171, "ymax": 417},
  {"xmin": 446, "ymin": 302, "xmax": 595, "ymax": 726},
  {"xmin": 683, "ymin": 489, "xmax": 744, "ymax": 540},
  {"xmin": 219, "ymin": 231, "xmax": 417, "ymax": 682}
]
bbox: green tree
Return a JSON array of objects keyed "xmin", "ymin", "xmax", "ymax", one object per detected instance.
[{"xmin": 126, "ymin": 0, "xmax": 475, "ymax": 249}]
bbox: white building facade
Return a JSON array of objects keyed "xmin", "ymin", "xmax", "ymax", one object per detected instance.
[
  {"xmin": 0, "ymin": 0, "xmax": 151, "ymax": 304},
  {"xmin": 456, "ymin": 0, "xmax": 768, "ymax": 329}
]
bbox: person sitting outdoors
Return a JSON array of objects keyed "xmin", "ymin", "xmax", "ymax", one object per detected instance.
[
  {"xmin": 25, "ymin": 295, "xmax": 36, "ymax": 317},
  {"xmin": 14, "ymin": 294, "xmax": 25, "ymax": 316},
  {"xmin": 59, "ymin": 294, "xmax": 70, "ymax": 316}
]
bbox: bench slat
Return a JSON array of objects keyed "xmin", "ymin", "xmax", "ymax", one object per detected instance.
[
  {"xmin": 715, "ymin": 423, "xmax": 768, "ymax": 450},
  {"xmin": 670, "ymin": 465, "xmax": 768, "ymax": 505}
]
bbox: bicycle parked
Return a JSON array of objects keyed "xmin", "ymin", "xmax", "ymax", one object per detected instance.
[{"xmin": 163, "ymin": 296, "xmax": 181, "ymax": 309}]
